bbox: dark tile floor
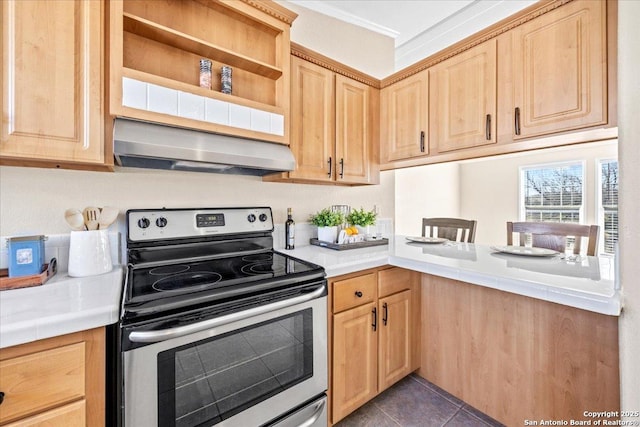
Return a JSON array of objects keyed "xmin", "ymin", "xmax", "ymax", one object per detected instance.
[{"xmin": 334, "ymin": 374, "xmax": 505, "ymax": 427}]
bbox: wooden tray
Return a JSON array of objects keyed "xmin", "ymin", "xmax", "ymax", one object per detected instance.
[
  {"xmin": 0, "ymin": 258, "xmax": 57, "ymax": 291},
  {"xmin": 310, "ymin": 238, "xmax": 389, "ymax": 251}
]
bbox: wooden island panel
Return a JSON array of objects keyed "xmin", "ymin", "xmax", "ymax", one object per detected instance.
[{"xmin": 419, "ymin": 274, "xmax": 619, "ymax": 426}]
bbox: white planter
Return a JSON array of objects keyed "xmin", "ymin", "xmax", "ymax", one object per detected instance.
[
  {"xmin": 317, "ymin": 226, "xmax": 338, "ymax": 243},
  {"xmin": 355, "ymin": 224, "xmax": 372, "ymax": 236}
]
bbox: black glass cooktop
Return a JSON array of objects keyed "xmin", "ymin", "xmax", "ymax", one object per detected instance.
[{"xmin": 123, "ymin": 250, "xmax": 325, "ymax": 320}]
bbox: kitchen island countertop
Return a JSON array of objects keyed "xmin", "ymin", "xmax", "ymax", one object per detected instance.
[
  {"xmin": 0, "ymin": 266, "xmax": 123, "ymax": 349},
  {"xmin": 283, "ymin": 235, "xmax": 621, "ymax": 316}
]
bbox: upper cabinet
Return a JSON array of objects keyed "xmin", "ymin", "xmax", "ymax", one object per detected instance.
[
  {"xmin": 429, "ymin": 39, "xmax": 497, "ymax": 153},
  {"xmin": 266, "ymin": 48, "xmax": 379, "ymax": 185},
  {"xmin": 1, "ymin": 0, "xmax": 109, "ymax": 170},
  {"xmin": 381, "ymin": 0, "xmax": 616, "ymax": 170},
  {"xmin": 505, "ymin": 0, "xmax": 607, "ymax": 140},
  {"xmin": 380, "ymin": 70, "xmax": 428, "ymax": 162},
  {"xmin": 288, "ymin": 57, "xmax": 334, "ymax": 182},
  {"xmin": 108, "ymin": 0, "xmax": 296, "ymax": 145}
]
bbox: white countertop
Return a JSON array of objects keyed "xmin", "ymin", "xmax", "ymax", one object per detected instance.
[
  {"xmin": 0, "ymin": 266, "xmax": 124, "ymax": 349},
  {"xmin": 0, "ymin": 234, "xmax": 622, "ymax": 349},
  {"xmin": 286, "ymin": 235, "xmax": 621, "ymax": 316}
]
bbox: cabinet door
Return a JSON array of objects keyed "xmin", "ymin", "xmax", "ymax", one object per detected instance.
[
  {"xmin": 510, "ymin": 0, "xmax": 607, "ymax": 139},
  {"xmin": 378, "ymin": 290, "xmax": 412, "ymax": 392},
  {"xmin": 1, "ymin": 0, "xmax": 104, "ymax": 165},
  {"xmin": 430, "ymin": 40, "xmax": 497, "ymax": 153},
  {"xmin": 289, "ymin": 57, "xmax": 334, "ymax": 182},
  {"xmin": 332, "ymin": 302, "xmax": 378, "ymax": 423},
  {"xmin": 335, "ymin": 75, "xmax": 372, "ymax": 184},
  {"xmin": 381, "ymin": 70, "xmax": 428, "ymax": 162}
]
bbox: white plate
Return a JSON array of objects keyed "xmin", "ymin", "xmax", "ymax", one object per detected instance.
[
  {"xmin": 490, "ymin": 245, "xmax": 559, "ymax": 257},
  {"xmin": 406, "ymin": 236, "xmax": 448, "ymax": 244}
]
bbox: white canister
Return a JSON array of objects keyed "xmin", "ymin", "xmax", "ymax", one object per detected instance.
[{"xmin": 68, "ymin": 230, "xmax": 113, "ymax": 277}]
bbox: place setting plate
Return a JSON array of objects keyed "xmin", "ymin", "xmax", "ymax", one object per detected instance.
[
  {"xmin": 490, "ymin": 245, "xmax": 559, "ymax": 257},
  {"xmin": 405, "ymin": 236, "xmax": 449, "ymax": 244}
]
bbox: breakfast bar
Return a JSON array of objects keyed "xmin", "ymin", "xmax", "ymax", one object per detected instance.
[{"xmin": 289, "ymin": 235, "xmax": 621, "ymax": 426}]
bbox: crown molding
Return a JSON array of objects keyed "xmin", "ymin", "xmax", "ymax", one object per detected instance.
[
  {"xmin": 291, "ymin": 42, "xmax": 381, "ymax": 88},
  {"xmin": 381, "ymin": 0, "xmax": 573, "ymax": 87}
]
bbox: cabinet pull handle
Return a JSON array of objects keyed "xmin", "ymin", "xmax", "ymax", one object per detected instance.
[
  {"xmin": 485, "ymin": 114, "xmax": 491, "ymax": 140},
  {"xmin": 372, "ymin": 307, "xmax": 377, "ymax": 331},
  {"xmin": 514, "ymin": 107, "xmax": 521, "ymax": 135},
  {"xmin": 355, "ymin": 291, "xmax": 363, "ymax": 298},
  {"xmin": 327, "ymin": 157, "xmax": 332, "ymax": 177},
  {"xmin": 420, "ymin": 131, "xmax": 425, "ymax": 153},
  {"xmin": 0, "ymin": 391, "xmax": 4, "ymax": 405},
  {"xmin": 382, "ymin": 302, "xmax": 388, "ymax": 326},
  {"xmin": 339, "ymin": 158, "xmax": 344, "ymax": 179}
]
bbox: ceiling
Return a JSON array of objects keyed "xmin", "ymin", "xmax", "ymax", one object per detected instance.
[
  {"xmin": 285, "ymin": 0, "xmax": 537, "ymax": 69},
  {"xmin": 285, "ymin": 0, "xmax": 475, "ymax": 47}
]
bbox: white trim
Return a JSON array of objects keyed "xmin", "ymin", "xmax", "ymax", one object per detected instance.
[{"xmin": 285, "ymin": 0, "xmax": 399, "ymax": 39}]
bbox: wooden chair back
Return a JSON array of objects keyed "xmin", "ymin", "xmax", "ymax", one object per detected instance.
[
  {"xmin": 422, "ymin": 218, "xmax": 477, "ymax": 243},
  {"xmin": 506, "ymin": 221, "xmax": 599, "ymax": 256}
]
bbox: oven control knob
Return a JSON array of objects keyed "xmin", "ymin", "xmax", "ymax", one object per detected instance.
[
  {"xmin": 259, "ymin": 213, "xmax": 268, "ymax": 222},
  {"xmin": 247, "ymin": 214, "xmax": 256, "ymax": 223},
  {"xmin": 156, "ymin": 217, "xmax": 168, "ymax": 228},
  {"xmin": 137, "ymin": 217, "xmax": 150, "ymax": 229}
]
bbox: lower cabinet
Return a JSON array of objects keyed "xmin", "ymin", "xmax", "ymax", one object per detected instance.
[
  {"xmin": 329, "ymin": 267, "xmax": 420, "ymax": 424},
  {"xmin": 0, "ymin": 328, "xmax": 105, "ymax": 426}
]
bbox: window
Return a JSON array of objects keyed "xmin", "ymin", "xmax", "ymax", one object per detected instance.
[
  {"xmin": 520, "ymin": 162, "xmax": 584, "ymax": 224},
  {"xmin": 598, "ymin": 160, "xmax": 619, "ymax": 255}
]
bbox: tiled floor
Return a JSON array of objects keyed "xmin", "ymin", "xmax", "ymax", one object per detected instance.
[{"xmin": 334, "ymin": 374, "xmax": 505, "ymax": 427}]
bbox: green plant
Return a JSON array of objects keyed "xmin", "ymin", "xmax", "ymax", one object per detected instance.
[
  {"xmin": 346, "ymin": 207, "xmax": 377, "ymax": 226},
  {"xmin": 309, "ymin": 208, "xmax": 344, "ymax": 227}
]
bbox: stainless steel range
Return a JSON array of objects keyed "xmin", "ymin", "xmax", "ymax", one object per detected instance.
[{"xmin": 108, "ymin": 207, "xmax": 327, "ymax": 427}]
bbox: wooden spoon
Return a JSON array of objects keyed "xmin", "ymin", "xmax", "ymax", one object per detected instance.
[
  {"xmin": 83, "ymin": 206, "xmax": 100, "ymax": 231},
  {"xmin": 98, "ymin": 206, "xmax": 119, "ymax": 230},
  {"xmin": 65, "ymin": 208, "xmax": 86, "ymax": 231}
]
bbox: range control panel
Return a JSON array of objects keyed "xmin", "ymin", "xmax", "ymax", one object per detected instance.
[{"xmin": 127, "ymin": 207, "xmax": 273, "ymax": 242}]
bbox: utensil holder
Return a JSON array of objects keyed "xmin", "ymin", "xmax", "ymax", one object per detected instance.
[{"xmin": 68, "ymin": 230, "xmax": 112, "ymax": 277}]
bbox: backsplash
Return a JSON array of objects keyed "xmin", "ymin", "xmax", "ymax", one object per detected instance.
[
  {"xmin": 0, "ymin": 233, "xmax": 122, "ymax": 273},
  {"xmin": 1, "ymin": 219, "xmax": 392, "ymax": 271}
]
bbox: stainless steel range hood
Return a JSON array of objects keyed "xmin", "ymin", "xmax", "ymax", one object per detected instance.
[{"xmin": 113, "ymin": 118, "xmax": 295, "ymax": 176}]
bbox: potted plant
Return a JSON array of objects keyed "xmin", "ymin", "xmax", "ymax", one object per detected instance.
[
  {"xmin": 309, "ymin": 208, "xmax": 344, "ymax": 243},
  {"xmin": 346, "ymin": 207, "xmax": 377, "ymax": 236}
]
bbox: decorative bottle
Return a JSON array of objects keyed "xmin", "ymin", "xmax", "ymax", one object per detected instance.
[{"xmin": 285, "ymin": 208, "xmax": 295, "ymax": 250}]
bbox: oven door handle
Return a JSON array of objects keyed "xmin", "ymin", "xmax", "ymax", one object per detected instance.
[{"xmin": 128, "ymin": 284, "xmax": 326, "ymax": 343}]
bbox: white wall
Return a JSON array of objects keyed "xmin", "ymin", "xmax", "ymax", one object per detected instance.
[
  {"xmin": 0, "ymin": 166, "xmax": 394, "ymax": 237},
  {"xmin": 618, "ymin": 0, "xmax": 640, "ymax": 413},
  {"xmin": 282, "ymin": 1, "xmax": 395, "ymax": 78},
  {"xmin": 458, "ymin": 141, "xmax": 618, "ymax": 245},
  {"xmin": 394, "ymin": 163, "xmax": 460, "ymax": 236}
]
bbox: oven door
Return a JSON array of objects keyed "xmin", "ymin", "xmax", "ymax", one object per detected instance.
[{"xmin": 122, "ymin": 283, "xmax": 327, "ymax": 427}]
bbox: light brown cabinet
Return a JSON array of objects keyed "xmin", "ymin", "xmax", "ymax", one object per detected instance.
[
  {"xmin": 420, "ymin": 274, "xmax": 619, "ymax": 426},
  {"xmin": 0, "ymin": 0, "xmax": 109, "ymax": 170},
  {"xmin": 330, "ymin": 267, "xmax": 419, "ymax": 424},
  {"xmin": 380, "ymin": 0, "xmax": 615, "ymax": 169},
  {"xmin": 0, "ymin": 328, "xmax": 105, "ymax": 426},
  {"xmin": 429, "ymin": 39, "xmax": 497, "ymax": 153},
  {"xmin": 504, "ymin": 0, "xmax": 608, "ymax": 140},
  {"xmin": 272, "ymin": 54, "xmax": 378, "ymax": 185},
  {"xmin": 380, "ymin": 70, "xmax": 428, "ymax": 162},
  {"xmin": 108, "ymin": 0, "xmax": 296, "ymax": 145}
]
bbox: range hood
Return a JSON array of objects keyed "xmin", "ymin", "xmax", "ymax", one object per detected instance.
[{"xmin": 113, "ymin": 118, "xmax": 295, "ymax": 176}]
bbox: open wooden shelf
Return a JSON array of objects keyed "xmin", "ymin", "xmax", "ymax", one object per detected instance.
[
  {"xmin": 123, "ymin": 12, "xmax": 283, "ymax": 79},
  {"xmin": 122, "ymin": 67, "xmax": 285, "ymax": 114}
]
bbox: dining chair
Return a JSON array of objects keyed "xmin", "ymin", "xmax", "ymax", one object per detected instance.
[
  {"xmin": 422, "ymin": 218, "xmax": 477, "ymax": 243},
  {"xmin": 506, "ymin": 221, "xmax": 599, "ymax": 256}
]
